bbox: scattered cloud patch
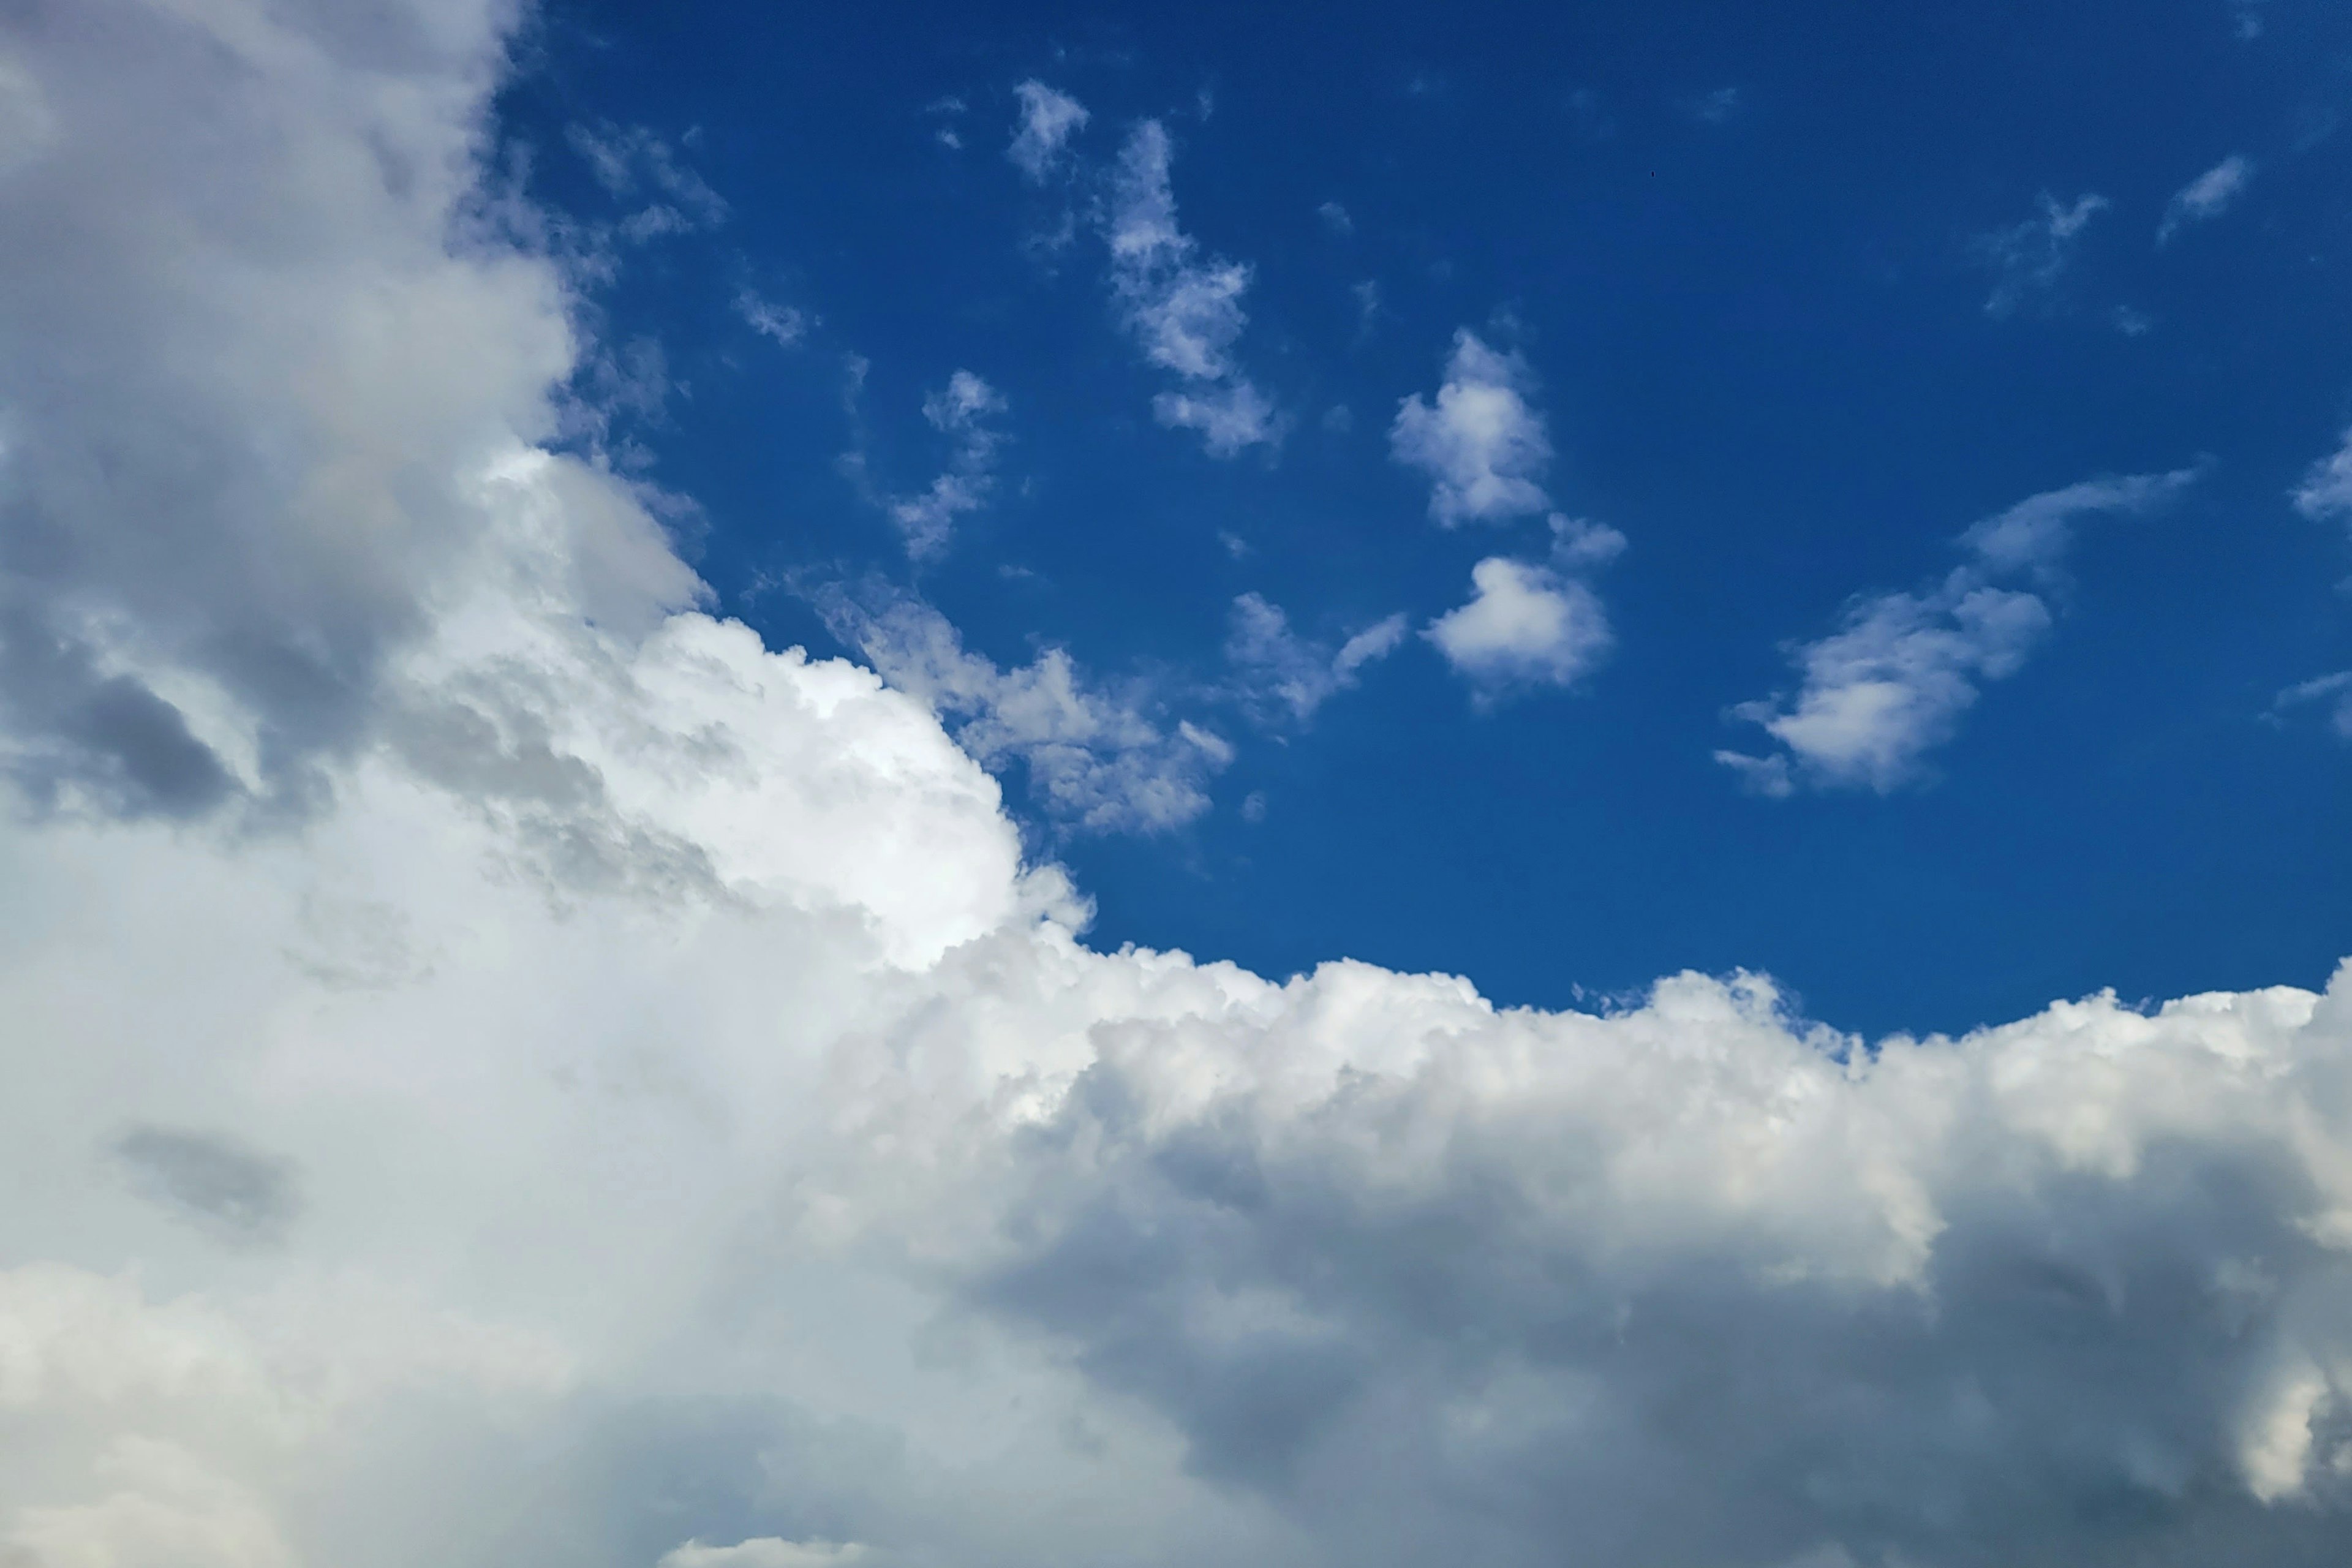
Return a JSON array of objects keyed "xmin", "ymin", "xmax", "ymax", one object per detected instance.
[
  {"xmin": 820, "ymin": 588, "xmax": 1227, "ymax": 833},
  {"xmin": 1685, "ymin": 86, "xmax": 1744, "ymax": 124},
  {"xmin": 567, "ymin": 120, "xmax": 727, "ymax": 243},
  {"xmin": 1104, "ymin": 121, "xmax": 1281, "ymax": 456},
  {"xmin": 1224, "ymin": 594, "xmax": 1409, "ymax": 723},
  {"xmin": 2158, "ymin": 155, "xmax": 2254, "ymax": 244},
  {"xmin": 1008, "ymin": 80, "xmax": 1090, "ymax": 183},
  {"xmin": 2272, "ymin": 671, "xmax": 2352, "ymax": 739},
  {"xmin": 736, "ymin": 288, "xmax": 808, "ymax": 348},
  {"xmin": 1317, "ymin": 200, "xmax": 1353, "ymax": 236},
  {"xmin": 887, "ymin": 371, "xmax": 1009, "ymax": 559},
  {"xmin": 1391, "ymin": 330, "xmax": 1555, "ymax": 525},
  {"xmin": 110, "ymin": 1125, "xmax": 300, "ymax": 1248},
  {"xmin": 2291, "ymin": 426, "xmax": 2352, "ymax": 527},
  {"xmin": 1975, "ymin": 192, "xmax": 2110, "ymax": 317},
  {"xmin": 660, "ymin": 1540, "xmax": 867, "ymax": 1568},
  {"xmin": 1720, "ymin": 466, "xmax": 2202, "ymax": 793}
]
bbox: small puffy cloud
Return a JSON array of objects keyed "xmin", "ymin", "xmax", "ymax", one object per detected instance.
[
  {"xmin": 1685, "ymin": 86, "xmax": 1744, "ymax": 124},
  {"xmin": 1105, "ymin": 121, "xmax": 1281, "ymax": 457},
  {"xmin": 1721, "ymin": 466, "xmax": 2201, "ymax": 793},
  {"xmin": 1975, "ymin": 192, "xmax": 2110, "ymax": 317},
  {"xmin": 820, "ymin": 587, "xmax": 1227, "ymax": 834},
  {"xmin": 1317, "ymin": 200, "xmax": 1353, "ymax": 235},
  {"xmin": 1224, "ymin": 594, "xmax": 1409, "ymax": 723},
  {"xmin": 2158, "ymin": 155, "xmax": 2254, "ymax": 244},
  {"xmin": 1425, "ymin": 557, "xmax": 1612, "ymax": 696},
  {"xmin": 1391, "ymin": 330, "xmax": 1555, "ymax": 525},
  {"xmin": 1008, "ymin": 80, "xmax": 1089, "ymax": 182}
]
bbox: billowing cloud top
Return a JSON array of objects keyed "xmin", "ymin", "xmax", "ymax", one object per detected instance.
[{"xmin": 3, "ymin": 6, "xmax": 2352, "ymax": 1568}]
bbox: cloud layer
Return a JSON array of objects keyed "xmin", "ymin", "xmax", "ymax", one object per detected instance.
[{"xmin": 2, "ymin": 9, "xmax": 2350, "ymax": 1568}]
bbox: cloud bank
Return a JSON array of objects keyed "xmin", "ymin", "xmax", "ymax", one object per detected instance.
[{"xmin": 2, "ymin": 9, "xmax": 2351, "ymax": 1568}]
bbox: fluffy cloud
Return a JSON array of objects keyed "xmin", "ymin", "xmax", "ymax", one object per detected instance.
[
  {"xmin": 1425, "ymin": 556, "xmax": 1612, "ymax": 696},
  {"xmin": 1975, "ymin": 193, "xmax": 2110, "ymax": 317},
  {"xmin": 1008, "ymin": 81, "xmax": 1089, "ymax": 183},
  {"xmin": 2158, "ymin": 155, "xmax": 2254, "ymax": 245},
  {"xmin": 1105, "ymin": 121, "xmax": 1281, "ymax": 456},
  {"xmin": 8, "ymin": 7, "xmax": 2352, "ymax": 1568},
  {"xmin": 2293, "ymin": 427, "xmax": 2352, "ymax": 527},
  {"xmin": 1390, "ymin": 331, "xmax": 1555, "ymax": 525},
  {"xmin": 1720, "ymin": 468, "xmax": 2200, "ymax": 794},
  {"xmin": 2272, "ymin": 670, "xmax": 2352, "ymax": 741}
]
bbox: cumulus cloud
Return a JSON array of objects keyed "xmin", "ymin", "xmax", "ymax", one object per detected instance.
[
  {"xmin": 1425, "ymin": 556, "xmax": 1612, "ymax": 697},
  {"xmin": 1975, "ymin": 192, "xmax": 2110, "ymax": 317},
  {"xmin": 1390, "ymin": 330, "xmax": 1555, "ymax": 525},
  {"xmin": 10, "ymin": 7, "xmax": 2352, "ymax": 1568},
  {"xmin": 1104, "ymin": 121, "xmax": 1281, "ymax": 456},
  {"xmin": 818, "ymin": 587, "xmax": 1228, "ymax": 834},
  {"xmin": 1720, "ymin": 467, "xmax": 2201, "ymax": 793},
  {"xmin": 2158, "ymin": 155, "xmax": 2254, "ymax": 244},
  {"xmin": 1007, "ymin": 80, "xmax": 1089, "ymax": 182},
  {"xmin": 1223, "ymin": 594, "xmax": 1409, "ymax": 723},
  {"xmin": 737, "ymin": 288, "xmax": 809, "ymax": 348}
]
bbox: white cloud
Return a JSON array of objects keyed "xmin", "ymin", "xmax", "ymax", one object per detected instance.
[
  {"xmin": 1008, "ymin": 80, "xmax": 1090, "ymax": 182},
  {"xmin": 1391, "ymin": 331, "xmax": 1555, "ymax": 525},
  {"xmin": 818, "ymin": 587, "xmax": 1227, "ymax": 834},
  {"xmin": 660, "ymin": 1539, "xmax": 867, "ymax": 1568},
  {"xmin": 1224, "ymin": 594, "xmax": 1409, "ymax": 723},
  {"xmin": 884, "ymin": 370, "xmax": 1008, "ymax": 559},
  {"xmin": 1721, "ymin": 467, "xmax": 2201, "ymax": 793},
  {"xmin": 1317, "ymin": 200, "xmax": 1352, "ymax": 235},
  {"xmin": 567, "ymin": 121, "xmax": 728, "ymax": 244},
  {"xmin": 1975, "ymin": 192, "xmax": 2110, "ymax": 317},
  {"xmin": 2159, "ymin": 155, "xmax": 2255, "ymax": 244},
  {"xmin": 10, "ymin": 7, "xmax": 2352, "ymax": 1568},
  {"xmin": 1105, "ymin": 121, "xmax": 1281, "ymax": 456},
  {"xmin": 2272, "ymin": 670, "xmax": 2352, "ymax": 739},
  {"xmin": 1425, "ymin": 557, "xmax": 1612, "ymax": 695},
  {"xmin": 737, "ymin": 288, "xmax": 809, "ymax": 347},
  {"xmin": 2293, "ymin": 426, "xmax": 2352, "ymax": 526}
]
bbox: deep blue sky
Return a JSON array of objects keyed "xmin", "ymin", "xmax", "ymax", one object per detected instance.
[{"xmin": 497, "ymin": 0, "xmax": 2352, "ymax": 1039}]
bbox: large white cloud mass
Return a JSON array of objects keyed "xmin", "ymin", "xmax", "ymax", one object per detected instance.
[{"xmin": 5, "ymin": 6, "xmax": 2352, "ymax": 1568}]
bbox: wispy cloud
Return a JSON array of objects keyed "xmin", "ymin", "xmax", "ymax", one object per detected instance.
[
  {"xmin": 884, "ymin": 371, "xmax": 1009, "ymax": 559},
  {"xmin": 818, "ymin": 587, "xmax": 1228, "ymax": 834},
  {"xmin": 735, "ymin": 288, "xmax": 807, "ymax": 348},
  {"xmin": 1719, "ymin": 467, "xmax": 2203, "ymax": 794},
  {"xmin": 1974, "ymin": 192, "xmax": 2109, "ymax": 317},
  {"xmin": 1224, "ymin": 595, "xmax": 1409, "ymax": 723},
  {"xmin": 1104, "ymin": 121, "xmax": 1281, "ymax": 456},
  {"xmin": 1007, "ymin": 80, "xmax": 1090, "ymax": 181},
  {"xmin": 567, "ymin": 121, "xmax": 727, "ymax": 244},
  {"xmin": 2294, "ymin": 425, "xmax": 2352, "ymax": 528},
  {"xmin": 2158, "ymin": 154, "xmax": 2254, "ymax": 244},
  {"xmin": 2271, "ymin": 670, "xmax": 2352, "ymax": 739}
]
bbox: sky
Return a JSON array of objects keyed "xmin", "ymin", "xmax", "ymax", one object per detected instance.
[{"xmin": 6, "ymin": 2, "xmax": 2352, "ymax": 1567}]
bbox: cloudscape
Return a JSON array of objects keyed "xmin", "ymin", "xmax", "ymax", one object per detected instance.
[{"xmin": 5, "ymin": 2, "xmax": 2352, "ymax": 1566}]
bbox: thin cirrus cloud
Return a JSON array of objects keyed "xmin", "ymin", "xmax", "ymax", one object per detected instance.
[
  {"xmin": 11, "ymin": 5, "xmax": 2352, "ymax": 1568},
  {"xmin": 2158, "ymin": 154, "xmax": 2255, "ymax": 245},
  {"xmin": 1718, "ymin": 466, "xmax": 2204, "ymax": 796},
  {"xmin": 1975, "ymin": 191, "xmax": 2110, "ymax": 317},
  {"xmin": 1223, "ymin": 593, "xmax": 1410, "ymax": 724}
]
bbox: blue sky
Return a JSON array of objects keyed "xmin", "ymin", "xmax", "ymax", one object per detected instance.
[{"xmin": 502, "ymin": 0, "xmax": 2352, "ymax": 1036}]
